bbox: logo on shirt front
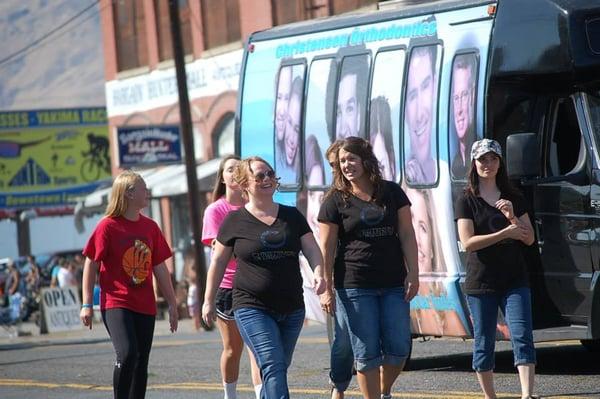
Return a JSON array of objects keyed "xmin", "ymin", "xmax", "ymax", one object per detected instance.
[
  {"xmin": 360, "ymin": 204, "xmax": 385, "ymax": 226},
  {"xmin": 260, "ymin": 229, "xmax": 287, "ymax": 249},
  {"xmin": 122, "ymin": 239, "xmax": 151, "ymax": 286}
]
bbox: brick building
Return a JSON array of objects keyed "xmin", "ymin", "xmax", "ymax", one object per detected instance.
[{"xmin": 93, "ymin": 0, "xmax": 377, "ymax": 278}]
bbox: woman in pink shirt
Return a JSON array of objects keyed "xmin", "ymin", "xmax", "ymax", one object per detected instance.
[{"xmin": 202, "ymin": 155, "xmax": 261, "ymax": 399}]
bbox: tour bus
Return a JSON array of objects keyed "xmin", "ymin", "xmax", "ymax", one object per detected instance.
[{"xmin": 235, "ymin": 0, "xmax": 600, "ymax": 349}]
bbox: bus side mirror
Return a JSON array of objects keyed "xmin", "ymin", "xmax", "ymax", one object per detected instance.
[{"xmin": 506, "ymin": 133, "xmax": 540, "ymax": 178}]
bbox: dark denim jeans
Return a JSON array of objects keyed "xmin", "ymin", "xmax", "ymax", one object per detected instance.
[
  {"xmin": 329, "ymin": 292, "xmax": 354, "ymax": 392},
  {"xmin": 234, "ymin": 307, "xmax": 305, "ymax": 399},
  {"xmin": 466, "ymin": 287, "xmax": 537, "ymax": 372},
  {"xmin": 337, "ymin": 287, "xmax": 411, "ymax": 372}
]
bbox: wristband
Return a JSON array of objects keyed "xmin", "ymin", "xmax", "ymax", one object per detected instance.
[{"xmin": 81, "ymin": 304, "xmax": 93, "ymax": 309}]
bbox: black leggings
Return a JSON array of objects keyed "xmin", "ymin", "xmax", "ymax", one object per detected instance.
[{"xmin": 102, "ymin": 308, "xmax": 155, "ymax": 399}]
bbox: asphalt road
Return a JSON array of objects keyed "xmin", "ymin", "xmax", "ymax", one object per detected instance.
[{"xmin": 0, "ymin": 320, "xmax": 599, "ymax": 398}]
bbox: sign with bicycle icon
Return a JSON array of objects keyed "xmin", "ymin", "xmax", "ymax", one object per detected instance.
[
  {"xmin": 116, "ymin": 125, "xmax": 182, "ymax": 167},
  {"xmin": 0, "ymin": 107, "xmax": 110, "ymax": 209}
]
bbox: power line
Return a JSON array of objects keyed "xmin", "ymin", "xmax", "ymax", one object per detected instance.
[{"xmin": 0, "ymin": 1, "xmax": 100, "ymax": 68}]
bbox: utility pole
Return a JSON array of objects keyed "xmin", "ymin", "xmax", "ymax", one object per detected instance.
[{"xmin": 168, "ymin": 0, "xmax": 209, "ymax": 327}]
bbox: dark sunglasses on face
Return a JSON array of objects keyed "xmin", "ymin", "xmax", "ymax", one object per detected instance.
[{"xmin": 253, "ymin": 169, "xmax": 277, "ymax": 182}]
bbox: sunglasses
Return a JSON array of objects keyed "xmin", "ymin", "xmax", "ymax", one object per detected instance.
[{"xmin": 253, "ymin": 170, "xmax": 277, "ymax": 182}]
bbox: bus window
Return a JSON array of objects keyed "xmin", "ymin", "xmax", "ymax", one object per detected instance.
[
  {"xmin": 304, "ymin": 57, "xmax": 336, "ymax": 187},
  {"xmin": 449, "ymin": 52, "xmax": 479, "ymax": 181},
  {"xmin": 335, "ymin": 54, "xmax": 370, "ymax": 140},
  {"xmin": 274, "ymin": 63, "xmax": 306, "ymax": 190},
  {"xmin": 370, "ymin": 48, "xmax": 406, "ymax": 183},
  {"xmin": 547, "ymin": 99, "xmax": 585, "ymax": 177},
  {"xmin": 404, "ymin": 44, "xmax": 442, "ymax": 186}
]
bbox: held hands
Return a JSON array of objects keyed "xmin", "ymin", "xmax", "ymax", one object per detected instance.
[
  {"xmin": 319, "ymin": 288, "xmax": 335, "ymax": 315},
  {"xmin": 404, "ymin": 270, "xmax": 419, "ymax": 302},
  {"xmin": 201, "ymin": 301, "xmax": 216, "ymax": 328},
  {"xmin": 313, "ymin": 275, "xmax": 326, "ymax": 295},
  {"xmin": 80, "ymin": 307, "xmax": 93, "ymax": 330},
  {"xmin": 168, "ymin": 305, "xmax": 179, "ymax": 333}
]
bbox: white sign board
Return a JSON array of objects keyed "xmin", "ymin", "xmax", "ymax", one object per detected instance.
[{"xmin": 41, "ymin": 286, "xmax": 81, "ymax": 333}]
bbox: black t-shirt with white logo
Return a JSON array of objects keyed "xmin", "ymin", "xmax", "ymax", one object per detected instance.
[
  {"xmin": 217, "ymin": 204, "xmax": 311, "ymax": 314},
  {"xmin": 318, "ymin": 180, "xmax": 411, "ymax": 289},
  {"xmin": 454, "ymin": 192, "xmax": 529, "ymax": 294}
]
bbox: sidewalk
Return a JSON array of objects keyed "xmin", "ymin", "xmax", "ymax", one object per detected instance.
[{"xmin": 0, "ymin": 317, "xmax": 200, "ymax": 350}]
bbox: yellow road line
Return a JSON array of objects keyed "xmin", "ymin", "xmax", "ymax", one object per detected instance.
[{"xmin": 0, "ymin": 379, "xmax": 593, "ymax": 398}]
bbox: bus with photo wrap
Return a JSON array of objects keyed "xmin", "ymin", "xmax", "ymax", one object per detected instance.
[{"xmin": 235, "ymin": 0, "xmax": 600, "ymax": 350}]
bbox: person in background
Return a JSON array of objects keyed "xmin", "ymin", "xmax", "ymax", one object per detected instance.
[
  {"xmin": 201, "ymin": 155, "xmax": 262, "ymax": 399},
  {"xmin": 183, "ymin": 249, "xmax": 201, "ymax": 331},
  {"xmin": 319, "ymin": 137, "xmax": 419, "ymax": 399},
  {"xmin": 57, "ymin": 260, "xmax": 77, "ymax": 288},
  {"xmin": 455, "ymin": 139, "xmax": 536, "ymax": 399},
  {"xmin": 202, "ymin": 156, "xmax": 325, "ymax": 399},
  {"xmin": 80, "ymin": 170, "xmax": 178, "ymax": 399}
]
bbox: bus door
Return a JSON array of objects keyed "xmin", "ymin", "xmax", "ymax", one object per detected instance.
[{"xmin": 532, "ymin": 95, "xmax": 594, "ymax": 324}]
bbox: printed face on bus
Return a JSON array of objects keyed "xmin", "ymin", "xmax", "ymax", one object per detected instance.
[
  {"xmin": 406, "ymin": 48, "xmax": 435, "ymax": 163},
  {"xmin": 276, "ymin": 67, "xmax": 292, "ymax": 142},
  {"xmin": 306, "ymin": 165, "xmax": 325, "ymax": 238},
  {"xmin": 452, "ymin": 64, "xmax": 474, "ymax": 141},
  {"xmin": 371, "ymin": 130, "xmax": 394, "ymax": 181},
  {"xmin": 407, "ymin": 189, "xmax": 433, "ymax": 273},
  {"xmin": 336, "ymin": 74, "xmax": 360, "ymax": 139},
  {"xmin": 284, "ymin": 91, "xmax": 301, "ymax": 166}
]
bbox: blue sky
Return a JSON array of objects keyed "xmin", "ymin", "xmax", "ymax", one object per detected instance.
[{"xmin": 0, "ymin": 0, "xmax": 105, "ymax": 110}]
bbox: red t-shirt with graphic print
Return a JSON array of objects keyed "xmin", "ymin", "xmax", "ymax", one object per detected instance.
[{"xmin": 83, "ymin": 214, "xmax": 172, "ymax": 315}]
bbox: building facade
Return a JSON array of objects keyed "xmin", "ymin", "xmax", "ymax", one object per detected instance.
[{"xmin": 98, "ymin": 0, "xmax": 378, "ymax": 279}]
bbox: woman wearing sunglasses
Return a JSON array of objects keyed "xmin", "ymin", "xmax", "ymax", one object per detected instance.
[
  {"xmin": 203, "ymin": 156, "xmax": 326, "ymax": 399},
  {"xmin": 201, "ymin": 155, "xmax": 262, "ymax": 399}
]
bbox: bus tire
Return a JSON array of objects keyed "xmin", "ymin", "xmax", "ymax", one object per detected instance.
[{"xmin": 580, "ymin": 339, "xmax": 600, "ymax": 352}]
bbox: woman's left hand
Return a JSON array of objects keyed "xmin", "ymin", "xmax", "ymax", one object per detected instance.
[
  {"xmin": 404, "ymin": 271, "xmax": 419, "ymax": 302},
  {"xmin": 313, "ymin": 275, "xmax": 326, "ymax": 295},
  {"xmin": 168, "ymin": 305, "xmax": 178, "ymax": 333},
  {"xmin": 495, "ymin": 199, "xmax": 514, "ymax": 220}
]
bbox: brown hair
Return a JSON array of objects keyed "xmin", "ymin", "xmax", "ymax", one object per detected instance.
[
  {"xmin": 465, "ymin": 155, "xmax": 520, "ymax": 198},
  {"xmin": 326, "ymin": 136, "xmax": 384, "ymax": 205},
  {"xmin": 211, "ymin": 155, "xmax": 241, "ymax": 202},
  {"xmin": 105, "ymin": 170, "xmax": 143, "ymax": 218},
  {"xmin": 233, "ymin": 156, "xmax": 275, "ymax": 198}
]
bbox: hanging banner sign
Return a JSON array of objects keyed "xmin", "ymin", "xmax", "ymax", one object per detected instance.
[{"xmin": 117, "ymin": 125, "xmax": 182, "ymax": 167}]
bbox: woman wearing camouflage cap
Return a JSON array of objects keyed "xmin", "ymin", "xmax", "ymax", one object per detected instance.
[{"xmin": 454, "ymin": 139, "xmax": 538, "ymax": 399}]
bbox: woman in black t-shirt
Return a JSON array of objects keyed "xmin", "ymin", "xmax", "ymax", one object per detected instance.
[
  {"xmin": 454, "ymin": 139, "xmax": 537, "ymax": 399},
  {"xmin": 202, "ymin": 156, "xmax": 325, "ymax": 399},
  {"xmin": 318, "ymin": 137, "xmax": 419, "ymax": 399}
]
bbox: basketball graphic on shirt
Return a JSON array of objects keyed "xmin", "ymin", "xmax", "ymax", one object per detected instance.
[
  {"xmin": 260, "ymin": 229, "xmax": 287, "ymax": 249},
  {"xmin": 360, "ymin": 204, "xmax": 385, "ymax": 226},
  {"xmin": 122, "ymin": 240, "xmax": 151, "ymax": 286}
]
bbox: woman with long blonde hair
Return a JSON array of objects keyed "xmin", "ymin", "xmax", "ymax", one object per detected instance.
[
  {"xmin": 80, "ymin": 170, "xmax": 178, "ymax": 399},
  {"xmin": 201, "ymin": 155, "xmax": 262, "ymax": 399},
  {"xmin": 203, "ymin": 156, "xmax": 325, "ymax": 399}
]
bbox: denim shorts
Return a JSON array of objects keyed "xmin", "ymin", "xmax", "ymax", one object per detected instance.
[
  {"xmin": 337, "ymin": 287, "xmax": 411, "ymax": 372},
  {"xmin": 466, "ymin": 286, "xmax": 536, "ymax": 372}
]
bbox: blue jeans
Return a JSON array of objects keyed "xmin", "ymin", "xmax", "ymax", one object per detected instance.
[
  {"xmin": 337, "ymin": 287, "xmax": 411, "ymax": 372},
  {"xmin": 235, "ymin": 307, "xmax": 305, "ymax": 399},
  {"xmin": 466, "ymin": 287, "xmax": 536, "ymax": 372},
  {"xmin": 329, "ymin": 292, "xmax": 354, "ymax": 392}
]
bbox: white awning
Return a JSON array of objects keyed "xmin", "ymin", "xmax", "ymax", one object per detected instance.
[{"xmin": 151, "ymin": 158, "xmax": 221, "ymax": 197}]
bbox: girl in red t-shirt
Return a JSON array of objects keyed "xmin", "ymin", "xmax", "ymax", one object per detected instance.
[{"xmin": 80, "ymin": 170, "xmax": 178, "ymax": 399}]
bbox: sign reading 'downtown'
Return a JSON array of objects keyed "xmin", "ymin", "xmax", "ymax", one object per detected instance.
[
  {"xmin": 41, "ymin": 286, "xmax": 81, "ymax": 333},
  {"xmin": 117, "ymin": 125, "xmax": 182, "ymax": 167}
]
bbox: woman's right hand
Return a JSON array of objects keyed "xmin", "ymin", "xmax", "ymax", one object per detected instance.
[
  {"xmin": 201, "ymin": 301, "xmax": 216, "ymax": 328},
  {"xmin": 80, "ymin": 307, "xmax": 93, "ymax": 330},
  {"xmin": 503, "ymin": 223, "xmax": 528, "ymax": 241},
  {"xmin": 319, "ymin": 288, "xmax": 336, "ymax": 315}
]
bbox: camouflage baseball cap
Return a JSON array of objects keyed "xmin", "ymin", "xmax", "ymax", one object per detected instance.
[{"xmin": 471, "ymin": 138, "xmax": 502, "ymax": 160}]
